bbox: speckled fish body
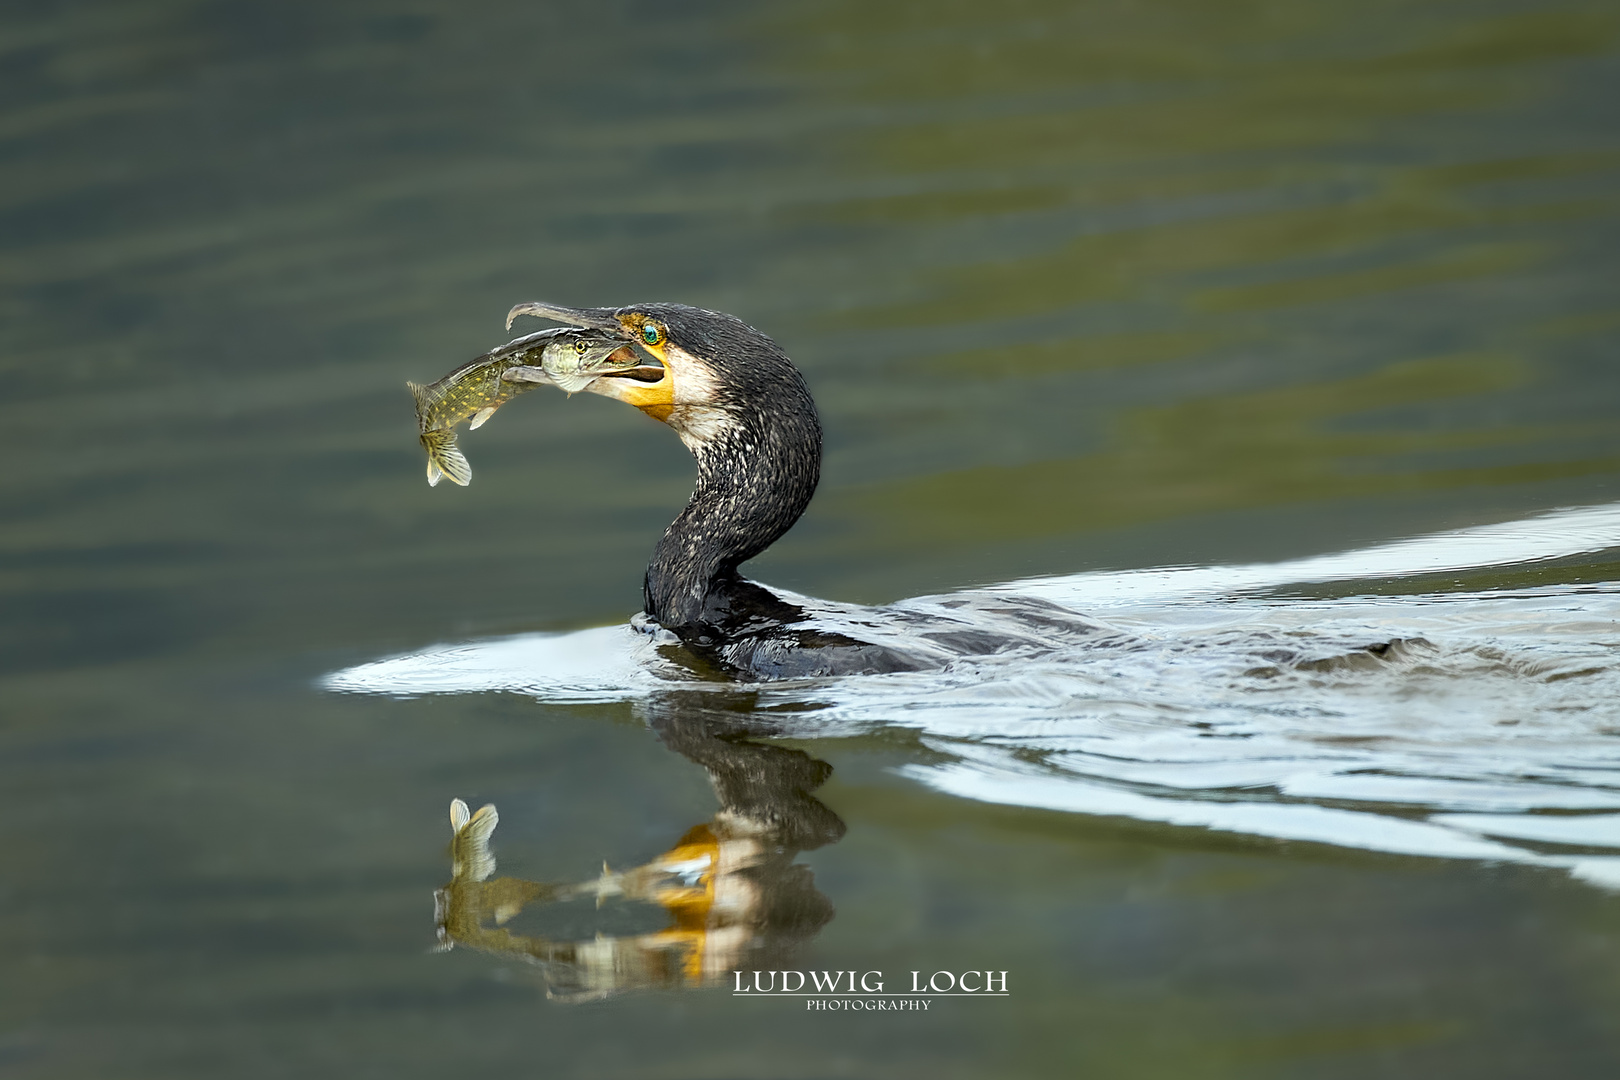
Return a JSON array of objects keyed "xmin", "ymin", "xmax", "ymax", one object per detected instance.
[{"xmin": 408, "ymin": 327, "xmax": 630, "ymax": 487}]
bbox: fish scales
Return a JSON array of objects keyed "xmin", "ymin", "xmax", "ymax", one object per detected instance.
[{"xmin": 409, "ymin": 326, "xmax": 632, "ymax": 487}]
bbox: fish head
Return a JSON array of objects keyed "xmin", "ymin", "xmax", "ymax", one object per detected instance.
[
  {"xmin": 541, "ymin": 329, "xmax": 638, "ymax": 377},
  {"xmin": 500, "ymin": 328, "xmax": 641, "ymax": 394},
  {"xmin": 504, "ymin": 301, "xmax": 672, "ymax": 412}
]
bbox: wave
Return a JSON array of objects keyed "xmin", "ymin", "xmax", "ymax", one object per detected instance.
[{"xmin": 324, "ymin": 502, "xmax": 1620, "ymax": 886}]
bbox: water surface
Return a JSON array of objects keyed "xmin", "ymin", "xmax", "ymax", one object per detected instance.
[
  {"xmin": 332, "ymin": 503, "xmax": 1620, "ymax": 886},
  {"xmin": 4, "ymin": 0, "xmax": 1620, "ymax": 1076}
]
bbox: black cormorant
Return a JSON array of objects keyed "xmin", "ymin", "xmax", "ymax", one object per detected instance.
[{"xmin": 500, "ymin": 301, "xmax": 1102, "ymax": 680}]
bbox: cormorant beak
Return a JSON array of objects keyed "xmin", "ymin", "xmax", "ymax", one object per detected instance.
[
  {"xmin": 505, "ymin": 300, "xmax": 673, "ymax": 411},
  {"xmin": 504, "ymin": 301, "xmax": 623, "ymax": 333}
]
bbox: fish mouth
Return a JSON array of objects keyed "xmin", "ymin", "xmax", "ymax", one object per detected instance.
[
  {"xmin": 491, "ymin": 334, "xmax": 664, "ymax": 391},
  {"xmin": 596, "ymin": 352, "xmax": 666, "ymax": 382},
  {"xmin": 498, "ymin": 299, "xmax": 664, "ymax": 396},
  {"xmin": 569, "ymin": 342, "xmax": 665, "ymax": 383}
]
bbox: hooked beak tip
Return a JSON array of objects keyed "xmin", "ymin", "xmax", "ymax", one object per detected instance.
[{"xmin": 504, "ymin": 301, "xmax": 623, "ymax": 334}]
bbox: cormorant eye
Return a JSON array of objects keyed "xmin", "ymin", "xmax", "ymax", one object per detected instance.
[{"xmin": 641, "ymin": 323, "xmax": 664, "ymax": 347}]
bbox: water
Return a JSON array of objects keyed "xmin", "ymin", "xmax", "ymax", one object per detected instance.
[
  {"xmin": 331, "ymin": 503, "xmax": 1620, "ymax": 887},
  {"xmin": 5, "ymin": 0, "xmax": 1620, "ymax": 1076}
]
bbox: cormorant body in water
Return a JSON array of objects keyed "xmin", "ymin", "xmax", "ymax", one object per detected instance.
[{"xmin": 500, "ymin": 300, "xmax": 1103, "ymax": 680}]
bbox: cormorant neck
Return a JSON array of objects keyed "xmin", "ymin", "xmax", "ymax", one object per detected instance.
[{"xmin": 644, "ymin": 391, "xmax": 821, "ymax": 634}]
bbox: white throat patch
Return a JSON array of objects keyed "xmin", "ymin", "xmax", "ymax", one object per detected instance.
[{"xmin": 662, "ymin": 342, "xmax": 739, "ymax": 449}]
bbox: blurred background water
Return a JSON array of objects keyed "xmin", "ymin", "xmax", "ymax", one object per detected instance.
[{"xmin": 3, "ymin": 1, "xmax": 1620, "ymax": 1076}]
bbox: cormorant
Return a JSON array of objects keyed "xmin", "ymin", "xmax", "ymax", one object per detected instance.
[{"xmin": 499, "ymin": 301, "xmax": 1105, "ymax": 680}]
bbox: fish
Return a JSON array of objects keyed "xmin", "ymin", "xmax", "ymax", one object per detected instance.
[{"xmin": 408, "ymin": 327, "xmax": 633, "ymax": 487}]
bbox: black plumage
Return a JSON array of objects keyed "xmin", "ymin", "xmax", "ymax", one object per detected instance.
[
  {"xmin": 593, "ymin": 304, "xmax": 925, "ymax": 679},
  {"xmin": 505, "ymin": 300, "xmax": 985, "ymax": 679},
  {"xmin": 633, "ymin": 304, "xmax": 823, "ymax": 631}
]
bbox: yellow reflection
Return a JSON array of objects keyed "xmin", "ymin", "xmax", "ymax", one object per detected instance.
[{"xmin": 433, "ymin": 702, "xmax": 842, "ymax": 1001}]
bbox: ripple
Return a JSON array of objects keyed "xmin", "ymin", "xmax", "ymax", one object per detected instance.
[{"xmin": 324, "ymin": 502, "xmax": 1620, "ymax": 886}]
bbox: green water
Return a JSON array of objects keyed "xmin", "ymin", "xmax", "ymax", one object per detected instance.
[{"xmin": 4, "ymin": 1, "xmax": 1620, "ymax": 1075}]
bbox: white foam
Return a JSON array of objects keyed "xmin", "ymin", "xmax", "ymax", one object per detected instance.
[
  {"xmin": 322, "ymin": 624, "xmax": 680, "ymax": 700},
  {"xmin": 998, "ymin": 501, "xmax": 1620, "ymax": 608}
]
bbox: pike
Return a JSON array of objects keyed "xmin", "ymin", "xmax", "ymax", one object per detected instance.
[{"xmin": 408, "ymin": 327, "xmax": 635, "ymax": 487}]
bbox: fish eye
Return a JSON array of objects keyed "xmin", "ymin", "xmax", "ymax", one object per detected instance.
[
  {"xmin": 573, "ymin": 340, "xmax": 589, "ymax": 354},
  {"xmin": 641, "ymin": 322, "xmax": 664, "ymax": 347}
]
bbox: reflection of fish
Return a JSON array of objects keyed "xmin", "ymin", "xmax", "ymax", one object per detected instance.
[
  {"xmin": 432, "ymin": 741, "xmax": 838, "ymax": 999},
  {"xmin": 448, "ymin": 798, "xmax": 499, "ymax": 883},
  {"xmin": 408, "ymin": 328, "xmax": 632, "ymax": 486}
]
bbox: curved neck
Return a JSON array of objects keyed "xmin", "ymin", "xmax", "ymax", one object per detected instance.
[{"xmin": 644, "ymin": 401, "xmax": 821, "ymax": 632}]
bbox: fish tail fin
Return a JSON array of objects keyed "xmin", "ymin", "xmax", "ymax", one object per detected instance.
[
  {"xmin": 449, "ymin": 799, "xmax": 500, "ymax": 882},
  {"xmin": 420, "ymin": 429, "xmax": 471, "ymax": 487}
]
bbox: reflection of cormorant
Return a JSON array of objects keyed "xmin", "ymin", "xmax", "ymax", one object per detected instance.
[
  {"xmin": 499, "ymin": 301, "xmax": 945, "ymax": 679},
  {"xmin": 645, "ymin": 694, "xmax": 845, "ymax": 852},
  {"xmin": 433, "ymin": 694, "xmax": 840, "ymax": 1000}
]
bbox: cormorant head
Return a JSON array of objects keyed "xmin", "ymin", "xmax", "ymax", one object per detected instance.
[{"xmin": 504, "ymin": 300, "xmax": 817, "ymax": 458}]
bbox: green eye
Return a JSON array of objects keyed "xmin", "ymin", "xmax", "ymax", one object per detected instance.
[{"xmin": 641, "ymin": 323, "xmax": 663, "ymax": 346}]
